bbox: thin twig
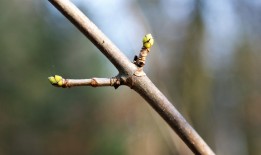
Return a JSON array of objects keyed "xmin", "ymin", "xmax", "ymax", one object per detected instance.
[
  {"xmin": 133, "ymin": 34, "xmax": 153, "ymax": 76},
  {"xmin": 48, "ymin": 75, "xmax": 122, "ymax": 88},
  {"xmin": 63, "ymin": 78, "xmax": 114, "ymax": 87},
  {"xmin": 48, "ymin": 0, "xmax": 215, "ymax": 154}
]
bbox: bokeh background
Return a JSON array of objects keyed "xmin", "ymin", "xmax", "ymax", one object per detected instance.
[{"xmin": 0, "ymin": 0, "xmax": 260, "ymax": 154}]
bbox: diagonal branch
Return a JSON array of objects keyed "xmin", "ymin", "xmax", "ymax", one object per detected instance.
[
  {"xmin": 49, "ymin": 0, "xmax": 135, "ymax": 75},
  {"xmin": 48, "ymin": 0, "xmax": 215, "ymax": 154}
]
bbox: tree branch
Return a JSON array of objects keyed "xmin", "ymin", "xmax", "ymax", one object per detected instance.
[
  {"xmin": 48, "ymin": 0, "xmax": 135, "ymax": 75},
  {"xmin": 48, "ymin": 0, "xmax": 215, "ymax": 154},
  {"xmin": 63, "ymin": 78, "xmax": 115, "ymax": 87},
  {"xmin": 48, "ymin": 75, "xmax": 123, "ymax": 88}
]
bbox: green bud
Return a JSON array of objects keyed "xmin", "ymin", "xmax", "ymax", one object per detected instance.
[
  {"xmin": 48, "ymin": 76, "xmax": 56, "ymax": 84},
  {"xmin": 142, "ymin": 34, "xmax": 154, "ymax": 49},
  {"xmin": 48, "ymin": 75, "xmax": 63, "ymax": 86},
  {"xmin": 54, "ymin": 75, "xmax": 63, "ymax": 82},
  {"xmin": 58, "ymin": 80, "xmax": 63, "ymax": 86}
]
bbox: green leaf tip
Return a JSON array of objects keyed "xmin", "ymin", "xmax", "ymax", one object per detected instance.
[
  {"xmin": 142, "ymin": 34, "xmax": 154, "ymax": 49},
  {"xmin": 48, "ymin": 75, "xmax": 63, "ymax": 86}
]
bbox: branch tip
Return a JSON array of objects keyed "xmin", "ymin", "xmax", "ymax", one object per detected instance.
[
  {"xmin": 142, "ymin": 33, "xmax": 154, "ymax": 49},
  {"xmin": 48, "ymin": 75, "xmax": 64, "ymax": 87},
  {"xmin": 133, "ymin": 34, "xmax": 154, "ymax": 76},
  {"xmin": 48, "ymin": 75, "xmax": 124, "ymax": 88}
]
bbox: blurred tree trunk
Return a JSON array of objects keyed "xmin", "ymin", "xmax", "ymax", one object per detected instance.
[
  {"xmin": 171, "ymin": 2, "xmax": 214, "ymax": 147},
  {"xmin": 234, "ymin": 41, "xmax": 260, "ymax": 155}
]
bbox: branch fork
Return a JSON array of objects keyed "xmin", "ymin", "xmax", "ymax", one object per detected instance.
[
  {"xmin": 47, "ymin": 0, "xmax": 215, "ymax": 154},
  {"xmin": 48, "ymin": 34, "xmax": 154, "ymax": 89}
]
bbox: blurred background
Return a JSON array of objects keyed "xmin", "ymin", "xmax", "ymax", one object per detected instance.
[{"xmin": 0, "ymin": 0, "xmax": 260, "ymax": 154}]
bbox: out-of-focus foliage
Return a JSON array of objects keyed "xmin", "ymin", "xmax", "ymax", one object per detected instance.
[{"xmin": 0, "ymin": 0, "xmax": 260, "ymax": 155}]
